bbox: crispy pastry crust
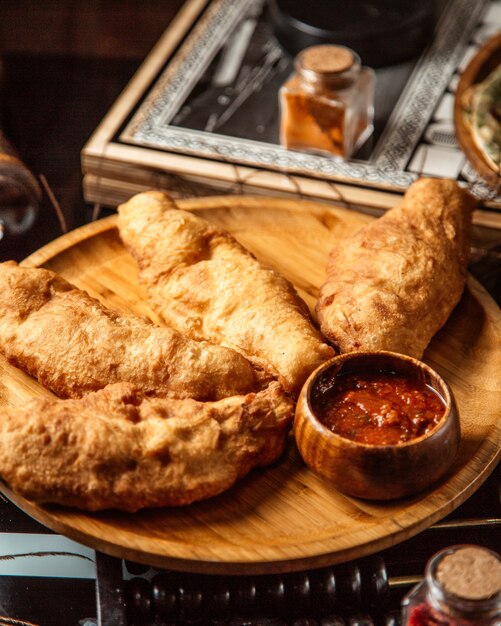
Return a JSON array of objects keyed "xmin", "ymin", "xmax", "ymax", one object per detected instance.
[
  {"xmin": 117, "ymin": 192, "xmax": 334, "ymax": 395},
  {"xmin": 316, "ymin": 178, "xmax": 475, "ymax": 358},
  {"xmin": 0, "ymin": 261, "xmax": 260, "ymax": 400},
  {"xmin": 0, "ymin": 381, "xmax": 293, "ymax": 511}
]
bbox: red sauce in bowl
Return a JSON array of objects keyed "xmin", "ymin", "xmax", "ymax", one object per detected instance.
[{"xmin": 313, "ymin": 371, "xmax": 446, "ymax": 445}]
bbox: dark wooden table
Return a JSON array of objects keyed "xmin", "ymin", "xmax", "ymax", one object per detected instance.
[{"xmin": 0, "ymin": 3, "xmax": 499, "ymax": 625}]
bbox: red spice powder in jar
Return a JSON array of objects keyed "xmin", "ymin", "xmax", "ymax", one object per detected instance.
[
  {"xmin": 313, "ymin": 370, "xmax": 446, "ymax": 445},
  {"xmin": 402, "ymin": 545, "xmax": 501, "ymax": 626}
]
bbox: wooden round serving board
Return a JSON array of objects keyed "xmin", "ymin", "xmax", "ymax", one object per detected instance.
[{"xmin": 1, "ymin": 195, "xmax": 501, "ymax": 575}]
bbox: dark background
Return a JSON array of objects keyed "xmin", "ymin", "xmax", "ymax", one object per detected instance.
[{"xmin": 0, "ymin": 0, "xmax": 184, "ymax": 260}]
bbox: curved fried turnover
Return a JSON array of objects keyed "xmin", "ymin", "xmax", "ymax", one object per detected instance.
[
  {"xmin": 117, "ymin": 192, "xmax": 334, "ymax": 395},
  {"xmin": 316, "ymin": 178, "xmax": 475, "ymax": 358},
  {"xmin": 0, "ymin": 261, "xmax": 261, "ymax": 400},
  {"xmin": 0, "ymin": 381, "xmax": 293, "ymax": 511}
]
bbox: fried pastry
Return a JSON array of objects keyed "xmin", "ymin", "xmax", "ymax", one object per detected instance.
[
  {"xmin": 117, "ymin": 191, "xmax": 334, "ymax": 395},
  {"xmin": 316, "ymin": 178, "xmax": 475, "ymax": 358},
  {"xmin": 0, "ymin": 261, "xmax": 261, "ymax": 400},
  {"xmin": 0, "ymin": 381, "xmax": 293, "ymax": 511}
]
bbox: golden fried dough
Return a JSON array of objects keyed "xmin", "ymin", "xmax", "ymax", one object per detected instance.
[
  {"xmin": 0, "ymin": 261, "xmax": 261, "ymax": 400},
  {"xmin": 316, "ymin": 178, "xmax": 475, "ymax": 358},
  {"xmin": 117, "ymin": 191, "xmax": 334, "ymax": 395},
  {"xmin": 0, "ymin": 381, "xmax": 293, "ymax": 511}
]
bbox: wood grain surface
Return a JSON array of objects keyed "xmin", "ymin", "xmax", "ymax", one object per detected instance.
[
  {"xmin": 1, "ymin": 195, "xmax": 500, "ymax": 575},
  {"xmin": 454, "ymin": 32, "xmax": 501, "ymax": 187}
]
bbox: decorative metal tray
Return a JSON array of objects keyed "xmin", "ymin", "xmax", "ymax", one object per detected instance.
[{"xmin": 82, "ymin": 0, "xmax": 501, "ymax": 217}]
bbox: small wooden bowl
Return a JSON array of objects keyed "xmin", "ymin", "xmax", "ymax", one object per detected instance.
[{"xmin": 294, "ymin": 351, "xmax": 460, "ymax": 500}]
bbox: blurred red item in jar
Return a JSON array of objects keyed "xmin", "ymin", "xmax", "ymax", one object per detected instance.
[{"xmin": 402, "ymin": 545, "xmax": 501, "ymax": 626}]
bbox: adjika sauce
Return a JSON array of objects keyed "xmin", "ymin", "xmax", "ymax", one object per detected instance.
[{"xmin": 313, "ymin": 370, "xmax": 446, "ymax": 445}]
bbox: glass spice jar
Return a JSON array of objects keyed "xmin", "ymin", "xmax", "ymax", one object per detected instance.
[
  {"xmin": 279, "ymin": 44, "xmax": 374, "ymax": 158},
  {"xmin": 402, "ymin": 545, "xmax": 501, "ymax": 626}
]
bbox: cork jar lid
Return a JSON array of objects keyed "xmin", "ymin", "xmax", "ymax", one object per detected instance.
[
  {"xmin": 300, "ymin": 45, "xmax": 354, "ymax": 75},
  {"xmin": 435, "ymin": 546, "xmax": 501, "ymax": 601}
]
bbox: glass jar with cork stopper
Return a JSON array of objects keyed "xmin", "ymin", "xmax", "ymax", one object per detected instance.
[
  {"xmin": 279, "ymin": 44, "xmax": 374, "ymax": 158},
  {"xmin": 402, "ymin": 545, "xmax": 501, "ymax": 626}
]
